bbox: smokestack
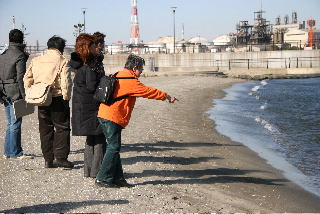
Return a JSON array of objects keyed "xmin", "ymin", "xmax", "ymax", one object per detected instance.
[
  {"xmin": 275, "ymin": 16, "xmax": 281, "ymax": 25},
  {"xmin": 130, "ymin": 0, "xmax": 140, "ymax": 45},
  {"xmin": 12, "ymin": 16, "xmax": 16, "ymax": 29},
  {"xmin": 284, "ymin": 15, "xmax": 289, "ymax": 25},
  {"xmin": 292, "ymin": 11, "xmax": 297, "ymax": 24}
]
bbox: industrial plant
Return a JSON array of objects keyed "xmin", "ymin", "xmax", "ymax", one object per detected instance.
[
  {"xmin": 106, "ymin": 0, "xmax": 319, "ymax": 54},
  {"xmin": 3, "ymin": 0, "xmax": 318, "ymax": 55}
]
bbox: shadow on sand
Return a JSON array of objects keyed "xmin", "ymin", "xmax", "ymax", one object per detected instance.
[
  {"xmin": 127, "ymin": 168, "xmax": 287, "ymax": 186},
  {"xmin": 0, "ymin": 199, "xmax": 129, "ymax": 213},
  {"xmin": 122, "ymin": 155, "xmax": 221, "ymax": 165},
  {"xmin": 122, "ymin": 140, "xmax": 240, "ymax": 153},
  {"xmin": 121, "ymin": 141, "xmax": 287, "ymax": 186}
]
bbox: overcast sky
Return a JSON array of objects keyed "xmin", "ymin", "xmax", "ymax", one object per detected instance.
[{"xmin": 0, "ymin": 0, "xmax": 319, "ymax": 46}]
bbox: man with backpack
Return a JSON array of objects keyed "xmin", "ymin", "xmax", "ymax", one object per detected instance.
[{"xmin": 95, "ymin": 54, "xmax": 178, "ymax": 188}]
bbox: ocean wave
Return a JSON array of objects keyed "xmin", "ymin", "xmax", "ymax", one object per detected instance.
[
  {"xmin": 260, "ymin": 104, "xmax": 267, "ymax": 110},
  {"xmin": 210, "ymin": 78, "xmax": 320, "ymax": 197},
  {"xmin": 251, "ymin": 85, "xmax": 260, "ymax": 92},
  {"xmin": 255, "ymin": 117, "xmax": 279, "ymax": 134}
]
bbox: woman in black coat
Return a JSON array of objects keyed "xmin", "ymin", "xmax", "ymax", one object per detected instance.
[{"xmin": 70, "ymin": 33, "xmax": 105, "ymax": 178}]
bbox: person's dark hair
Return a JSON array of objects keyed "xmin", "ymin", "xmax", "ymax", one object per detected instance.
[
  {"xmin": 92, "ymin": 31, "xmax": 106, "ymax": 45},
  {"xmin": 124, "ymin": 54, "xmax": 145, "ymax": 70},
  {"xmin": 47, "ymin": 36, "xmax": 66, "ymax": 53},
  {"xmin": 9, "ymin": 29, "xmax": 24, "ymax": 44}
]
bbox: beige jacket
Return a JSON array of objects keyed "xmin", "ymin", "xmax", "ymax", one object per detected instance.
[{"xmin": 24, "ymin": 49, "xmax": 71, "ymax": 100}]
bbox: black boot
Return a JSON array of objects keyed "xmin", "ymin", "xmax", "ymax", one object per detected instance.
[
  {"xmin": 113, "ymin": 179, "xmax": 135, "ymax": 188},
  {"xmin": 95, "ymin": 180, "xmax": 120, "ymax": 188},
  {"xmin": 45, "ymin": 160, "xmax": 54, "ymax": 168},
  {"xmin": 53, "ymin": 159, "xmax": 74, "ymax": 168}
]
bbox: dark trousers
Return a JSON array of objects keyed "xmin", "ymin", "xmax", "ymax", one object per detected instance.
[
  {"xmin": 96, "ymin": 118, "xmax": 124, "ymax": 182},
  {"xmin": 38, "ymin": 96, "xmax": 70, "ymax": 162},
  {"xmin": 84, "ymin": 134, "xmax": 106, "ymax": 178}
]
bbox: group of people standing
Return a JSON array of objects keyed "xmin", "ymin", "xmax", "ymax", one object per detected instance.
[{"xmin": 0, "ymin": 29, "xmax": 177, "ymax": 188}]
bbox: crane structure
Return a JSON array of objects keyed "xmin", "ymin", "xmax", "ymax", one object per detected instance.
[
  {"xmin": 130, "ymin": 0, "xmax": 140, "ymax": 45},
  {"xmin": 235, "ymin": 10, "xmax": 272, "ymax": 46}
]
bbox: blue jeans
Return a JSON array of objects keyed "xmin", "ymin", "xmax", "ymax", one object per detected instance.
[
  {"xmin": 96, "ymin": 118, "xmax": 124, "ymax": 182},
  {"xmin": 3, "ymin": 98, "xmax": 23, "ymax": 157}
]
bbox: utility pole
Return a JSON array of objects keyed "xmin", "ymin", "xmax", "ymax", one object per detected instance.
[
  {"xmin": 171, "ymin": 7, "xmax": 177, "ymax": 54},
  {"xmin": 81, "ymin": 8, "xmax": 87, "ymax": 33},
  {"xmin": 181, "ymin": 23, "xmax": 185, "ymax": 41},
  {"xmin": 20, "ymin": 23, "xmax": 29, "ymax": 45}
]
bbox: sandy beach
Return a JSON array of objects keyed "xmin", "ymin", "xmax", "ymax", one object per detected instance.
[{"xmin": 0, "ymin": 75, "xmax": 319, "ymax": 212}]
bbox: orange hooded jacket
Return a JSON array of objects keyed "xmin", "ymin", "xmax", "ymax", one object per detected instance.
[{"xmin": 97, "ymin": 68, "xmax": 167, "ymax": 127}]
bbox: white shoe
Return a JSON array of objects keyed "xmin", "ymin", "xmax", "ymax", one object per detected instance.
[{"xmin": 10, "ymin": 155, "xmax": 34, "ymax": 160}]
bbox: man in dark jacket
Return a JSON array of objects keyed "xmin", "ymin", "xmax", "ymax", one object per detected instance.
[{"xmin": 0, "ymin": 29, "xmax": 32, "ymax": 160}]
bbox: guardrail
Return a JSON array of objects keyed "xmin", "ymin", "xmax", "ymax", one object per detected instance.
[
  {"xmin": 103, "ymin": 56, "xmax": 320, "ymax": 73},
  {"xmin": 212, "ymin": 57, "xmax": 320, "ymax": 70}
]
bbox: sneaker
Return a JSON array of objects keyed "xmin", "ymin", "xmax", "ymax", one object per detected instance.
[
  {"xmin": 2, "ymin": 155, "xmax": 9, "ymax": 159},
  {"xmin": 53, "ymin": 159, "xmax": 74, "ymax": 168},
  {"xmin": 11, "ymin": 155, "xmax": 34, "ymax": 160}
]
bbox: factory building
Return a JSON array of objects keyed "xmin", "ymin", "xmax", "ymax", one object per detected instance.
[
  {"xmin": 272, "ymin": 11, "xmax": 306, "ymax": 45},
  {"xmin": 272, "ymin": 12, "xmax": 320, "ymax": 49}
]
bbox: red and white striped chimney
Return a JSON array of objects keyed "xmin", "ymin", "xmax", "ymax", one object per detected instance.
[{"xmin": 130, "ymin": 0, "xmax": 140, "ymax": 45}]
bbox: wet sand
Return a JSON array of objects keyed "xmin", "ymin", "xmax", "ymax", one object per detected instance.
[{"xmin": 0, "ymin": 76, "xmax": 319, "ymax": 212}]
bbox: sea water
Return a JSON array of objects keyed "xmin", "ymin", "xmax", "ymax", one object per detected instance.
[{"xmin": 208, "ymin": 78, "xmax": 320, "ymax": 197}]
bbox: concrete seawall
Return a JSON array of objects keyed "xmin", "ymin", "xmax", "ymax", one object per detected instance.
[
  {"xmin": 102, "ymin": 50, "xmax": 320, "ymax": 79},
  {"xmin": 29, "ymin": 50, "xmax": 320, "ymax": 79}
]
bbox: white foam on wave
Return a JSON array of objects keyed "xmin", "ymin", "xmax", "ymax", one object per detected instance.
[
  {"xmin": 251, "ymin": 85, "xmax": 260, "ymax": 92},
  {"xmin": 255, "ymin": 117, "xmax": 279, "ymax": 133},
  {"xmin": 261, "ymin": 80, "xmax": 268, "ymax": 86},
  {"xmin": 255, "ymin": 95, "xmax": 260, "ymax": 100},
  {"xmin": 260, "ymin": 104, "xmax": 266, "ymax": 110},
  {"xmin": 212, "ymin": 110, "xmax": 320, "ymax": 197}
]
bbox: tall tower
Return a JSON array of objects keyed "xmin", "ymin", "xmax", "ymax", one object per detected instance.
[
  {"xmin": 130, "ymin": 0, "xmax": 140, "ymax": 45},
  {"xmin": 307, "ymin": 19, "xmax": 316, "ymax": 47}
]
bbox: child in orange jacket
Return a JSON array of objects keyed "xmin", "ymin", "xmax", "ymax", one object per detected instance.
[{"xmin": 95, "ymin": 54, "xmax": 178, "ymax": 188}]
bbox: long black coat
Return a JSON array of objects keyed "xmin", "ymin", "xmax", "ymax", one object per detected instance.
[
  {"xmin": 0, "ymin": 43, "xmax": 28, "ymax": 102},
  {"xmin": 70, "ymin": 53, "xmax": 104, "ymax": 136}
]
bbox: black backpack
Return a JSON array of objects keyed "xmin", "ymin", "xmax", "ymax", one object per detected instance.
[{"xmin": 93, "ymin": 72, "xmax": 135, "ymax": 105}]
